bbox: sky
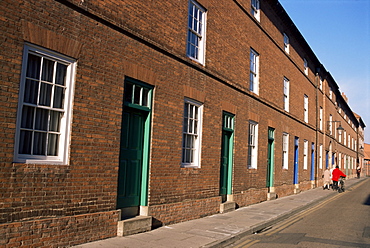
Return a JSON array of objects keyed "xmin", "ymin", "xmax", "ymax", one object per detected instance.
[{"xmin": 278, "ymin": 0, "xmax": 370, "ymax": 144}]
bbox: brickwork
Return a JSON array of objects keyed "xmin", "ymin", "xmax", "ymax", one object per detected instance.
[
  {"xmin": 0, "ymin": 211, "xmax": 118, "ymax": 247},
  {"xmin": 0, "ymin": 0, "xmax": 364, "ymax": 246},
  {"xmin": 149, "ymin": 196, "xmax": 220, "ymax": 227}
]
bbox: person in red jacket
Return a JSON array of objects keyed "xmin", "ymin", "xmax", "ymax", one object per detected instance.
[{"xmin": 331, "ymin": 165, "xmax": 346, "ymax": 190}]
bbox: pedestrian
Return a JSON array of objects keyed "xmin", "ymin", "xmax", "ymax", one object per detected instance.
[
  {"xmin": 322, "ymin": 168, "xmax": 331, "ymax": 190},
  {"xmin": 356, "ymin": 165, "xmax": 361, "ymax": 179},
  {"xmin": 330, "ymin": 166, "xmax": 335, "ymax": 189},
  {"xmin": 332, "ymin": 166, "xmax": 346, "ymax": 191}
]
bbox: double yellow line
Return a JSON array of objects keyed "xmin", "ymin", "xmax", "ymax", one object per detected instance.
[
  {"xmin": 264, "ymin": 179, "xmax": 367, "ymax": 237},
  {"xmin": 233, "ymin": 179, "xmax": 367, "ymax": 248}
]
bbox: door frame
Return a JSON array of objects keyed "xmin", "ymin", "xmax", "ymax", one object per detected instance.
[
  {"xmin": 117, "ymin": 78, "xmax": 153, "ymax": 214},
  {"xmin": 220, "ymin": 112, "xmax": 234, "ymax": 202},
  {"xmin": 267, "ymin": 127, "xmax": 275, "ymax": 188},
  {"xmin": 293, "ymin": 137, "xmax": 299, "ymax": 185},
  {"xmin": 310, "ymin": 142, "xmax": 315, "ymax": 181}
]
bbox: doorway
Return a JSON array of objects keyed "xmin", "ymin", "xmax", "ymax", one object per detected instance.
[
  {"xmin": 219, "ymin": 112, "xmax": 234, "ymax": 202},
  {"xmin": 117, "ymin": 79, "xmax": 152, "ymax": 218}
]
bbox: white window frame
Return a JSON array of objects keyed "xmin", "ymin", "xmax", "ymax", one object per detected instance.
[
  {"xmin": 304, "ymin": 58, "xmax": 308, "ymax": 75},
  {"xmin": 348, "ymin": 134, "xmax": 350, "ymax": 148},
  {"xmin": 319, "ymin": 77, "xmax": 323, "ymax": 91},
  {"xmin": 329, "ymin": 114, "xmax": 333, "ymax": 135},
  {"xmin": 248, "ymin": 121, "xmax": 258, "ymax": 169},
  {"xmin": 283, "ymin": 33, "xmax": 290, "ymax": 54},
  {"xmin": 319, "ymin": 144, "xmax": 323, "ymax": 169},
  {"xmin": 251, "ymin": 0, "xmax": 260, "ymax": 21},
  {"xmin": 303, "ymin": 140, "xmax": 308, "ymax": 170},
  {"xmin": 187, "ymin": 0, "xmax": 206, "ymax": 65},
  {"xmin": 319, "ymin": 107, "xmax": 323, "ymax": 131},
  {"xmin": 181, "ymin": 98, "xmax": 203, "ymax": 168},
  {"xmin": 282, "ymin": 133, "xmax": 289, "ymax": 170},
  {"xmin": 283, "ymin": 77, "xmax": 289, "ymax": 112},
  {"xmin": 14, "ymin": 43, "xmax": 76, "ymax": 164},
  {"xmin": 344, "ymin": 131, "xmax": 347, "ymax": 145},
  {"xmin": 304, "ymin": 94, "xmax": 308, "ymax": 123},
  {"xmin": 329, "ymin": 86, "xmax": 333, "ymax": 99},
  {"xmin": 249, "ymin": 48, "xmax": 259, "ymax": 94}
]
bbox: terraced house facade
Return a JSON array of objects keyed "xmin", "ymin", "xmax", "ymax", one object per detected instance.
[{"xmin": 0, "ymin": 0, "xmax": 365, "ymax": 246}]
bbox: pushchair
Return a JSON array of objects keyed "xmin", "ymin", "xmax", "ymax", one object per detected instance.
[{"xmin": 337, "ymin": 176, "xmax": 345, "ymax": 193}]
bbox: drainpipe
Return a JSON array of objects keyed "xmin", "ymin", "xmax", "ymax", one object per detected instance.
[{"xmin": 314, "ymin": 68, "xmax": 320, "ymax": 188}]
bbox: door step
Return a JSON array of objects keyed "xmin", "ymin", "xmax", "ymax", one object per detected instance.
[
  {"xmin": 267, "ymin": 192, "xmax": 277, "ymax": 200},
  {"xmin": 117, "ymin": 216, "xmax": 152, "ymax": 236},
  {"xmin": 220, "ymin": 201, "xmax": 236, "ymax": 213}
]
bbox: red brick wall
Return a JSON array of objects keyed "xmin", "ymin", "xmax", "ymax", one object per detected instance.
[
  {"xmin": 0, "ymin": 0, "xmax": 361, "ymax": 246},
  {"xmin": 0, "ymin": 211, "xmax": 118, "ymax": 247},
  {"xmin": 149, "ymin": 196, "xmax": 220, "ymax": 227}
]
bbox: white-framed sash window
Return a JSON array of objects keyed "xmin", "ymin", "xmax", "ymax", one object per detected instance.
[
  {"xmin": 283, "ymin": 77, "xmax": 289, "ymax": 111},
  {"xmin": 14, "ymin": 44, "xmax": 76, "ymax": 164},
  {"xmin": 250, "ymin": 49, "xmax": 259, "ymax": 94},
  {"xmin": 282, "ymin": 133, "xmax": 289, "ymax": 169},
  {"xmin": 187, "ymin": 0, "xmax": 206, "ymax": 64},
  {"xmin": 182, "ymin": 98, "xmax": 203, "ymax": 168},
  {"xmin": 248, "ymin": 121, "xmax": 258, "ymax": 169},
  {"xmin": 251, "ymin": 0, "xmax": 260, "ymax": 21}
]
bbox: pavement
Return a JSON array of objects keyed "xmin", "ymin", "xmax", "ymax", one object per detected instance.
[{"xmin": 75, "ymin": 176, "xmax": 368, "ymax": 248}]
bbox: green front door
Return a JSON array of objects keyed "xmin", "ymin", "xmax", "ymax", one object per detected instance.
[
  {"xmin": 220, "ymin": 130, "xmax": 231, "ymax": 198},
  {"xmin": 266, "ymin": 128, "xmax": 275, "ymax": 188},
  {"xmin": 220, "ymin": 112, "xmax": 234, "ymax": 202},
  {"xmin": 117, "ymin": 108, "xmax": 146, "ymax": 209}
]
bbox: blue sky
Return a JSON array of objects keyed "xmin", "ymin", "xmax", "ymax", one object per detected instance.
[{"xmin": 278, "ymin": 0, "xmax": 370, "ymax": 143}]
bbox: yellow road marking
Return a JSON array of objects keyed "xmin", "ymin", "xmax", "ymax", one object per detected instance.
[
  {"xmin": 265, "ymin": 189, "xmax": 347, "ymax": 236},
  {"xmin": 234, "ymin": 239, "xmax": 261, "ymax": 248}
]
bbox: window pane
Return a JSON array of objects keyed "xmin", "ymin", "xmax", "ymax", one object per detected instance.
[
  {"xmin": 183, "ymin": 117, "xmax": 188, "ymax": 132},
  {"xmin": 250, "ymin": 73, "xmax": 254, "ymax": 91},
  {"xmin": 134, "ymin": 85, "xmax": 141, "ymax": 105},
  {"xmin": 26, "ymin": 54, "xmax": 41, "ymax": 79},
  {"xmin": 189, "ymin": 147, "xmax": 193, "ymax": 163},
  {"xmin": 19, "ymin": 130, "xmax": 32, "ymax": 154},
  {"xmin": 47, "ymin": 133, "xmax": 59, "ymax": 156},
  {"xmin": 24, "ymin": 79, "xmax": 39, "ymax": 104},
  {"xmin": 186, "ymin": 135, "xmax": 192, "ymax": 148},
  {"xmin": 53, "ymin": 85, "xmax": 65, "ymax": 109},
  {"xmin": 39, "ymin": 82, "xmax": 52, "ymax": 106},
  {"xmin": 35, "ymin": 108, "xmax": 49, "ymax": 131},
  {"xmin": 189, "ymin": 119, "xmax": 193, "ymax": 133},
  {"xmin": 21, "ymin": 106, "xmax": 34, "ymax": 129},
  {"xmin": 49, "ymin": 110, "xmax": 61, "ymax": 132},
  {"xmin": 186, "ymin": 150, "xmax": 191, "ymax": 163},
  {"xmin": 191, "ymin": 135, "xmax": 196, "ymax": 148},
  {"xmin": 184, "ymin": 103, "xmax": 189, "ymax": 117},
  {"xmin": 142, "ymin": 88, "xmax": 149, "ymax": 107},
  {"xmin": 182, "ymin": 148, "xmax": 186, "ymax": 163},
  {"xmin": 33, "ymin": 132, "xmax": 46, "ymax": 155},
  {"xmin": 194, "ymin": 119, "xmax": 198, "ymax": 134},
  {"xmin": 55, "ymin": 63, "xmax": 67, "ymax": 86},
  {"xmin": 41, "ymin": 58, "xmax": 54, "ymax": 82},
  {"xmin": 124, "ymin": 82, "xmax": 133, "ymax": 103},
  {"xmin": 189, "ymin": 105, "xmax": 194, "ymax": 118}
]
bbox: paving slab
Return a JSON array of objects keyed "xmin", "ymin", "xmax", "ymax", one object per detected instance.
[{"xmin": 74, "ymin": 177, "xmax": 368, "ymax": 248}]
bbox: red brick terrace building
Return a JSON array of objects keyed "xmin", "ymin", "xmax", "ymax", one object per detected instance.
[{"xmin": 0, "ymin": 0, "xmax": 365, "ymax": 246}]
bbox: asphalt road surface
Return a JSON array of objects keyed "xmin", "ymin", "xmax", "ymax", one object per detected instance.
[{"xmin": 228, "ymin": 178, "xmax": 370, "ymax": 248}]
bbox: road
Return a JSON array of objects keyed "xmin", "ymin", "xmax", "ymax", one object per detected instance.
[{"xmin": 228, "ymin": 178, "xmax": 370, "ymax": 248}]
